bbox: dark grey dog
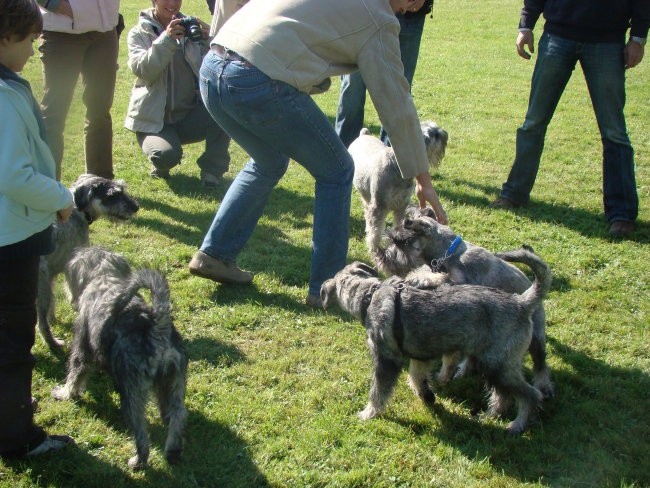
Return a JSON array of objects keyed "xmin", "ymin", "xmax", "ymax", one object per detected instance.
[
  {"xmin": 348, "ymin": 121, "xmax": 448, "ymax": 254},
  {"xmin": 321, "ymin": 249, "xmax": 552, "ymax": 434},
  {"xmin": 373, "ymin": 206, "xmax": 554, "ymax": 398},
  {"xmin": 37, "ymin": 174, "xmax": 139, "ymax": 351},
  {"xmin": 52, "ymin": 246, "xmax": 187, "ymax": 470}
]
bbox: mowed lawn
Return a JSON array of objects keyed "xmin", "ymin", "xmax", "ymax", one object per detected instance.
[{"xmin": 1, "ymin": 0, "xmax": 648, "ymax": 487}]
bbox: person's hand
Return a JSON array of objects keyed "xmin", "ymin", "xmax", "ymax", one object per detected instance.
[
  {"xmin": 516, "ymin": 30, "xmax": 534, "ymax": 60},
  {"xmin": 57, "ymin": 204, "xmax": 74, "ymax": 223},
  {"xmin": 198, "ymin": 19, "xmax": 211, "ymax": 39},
  {"xmin": 415, "ymin": 172, "xmax": 448, "ymax": 225},
  {"xmin": 624, "ymin": 40, "xmax": 645, "ymax": 69},
  {"xmin": 166, "ymin": 18, "xmax": 186, "ymax": 41}
]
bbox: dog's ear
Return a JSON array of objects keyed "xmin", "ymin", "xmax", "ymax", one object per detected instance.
[
  {"xmin": 72, "ymin": 184, "xmax": 90, "ymax": 211},
  {"xmin": 419, "ymin": 207, "xmax": 436, "ymax": 219},
  {"xmin": 320, "ymin": 279, "xmax": 336, "ymax": 310}
]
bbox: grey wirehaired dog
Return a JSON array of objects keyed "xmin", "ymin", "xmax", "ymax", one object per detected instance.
[
  {"xmin": 52, "ymin": 246, "xmax": 187, "ymax": 470},
  {"xmin": 348, "ymin": 121, "xmax": 448, "ymax": 254},
  {"xmin": 373, "ymin": 206, "xmax": 554, "ymax": 398},
  {"xmin": 321, "ymin": 249, "xmax": 552, "ymax": 434},
  {"xmin": 37, "ymin": 174, "xmax": 139, "ymax": 351}
]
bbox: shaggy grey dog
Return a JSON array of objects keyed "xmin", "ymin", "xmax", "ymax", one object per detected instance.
[
  {"xmin": 373, "ymin": 206, "xmax": 554, "ymax": 398},
  {"xmin": 348, "ymin": 121, "xmax": 448, "ymax": 254},
  {"xmin": 52, "ymin": 247, "xmax": 187, "ymax": 470},
  {"xmin": 37, "ymin": 174, "xmax": 139, "ymax": 351},
  {"xmin": 321, "ymin": 249, "xmax": 551, "ymax": 434}
]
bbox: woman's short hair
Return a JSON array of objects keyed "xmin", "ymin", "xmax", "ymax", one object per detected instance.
[{"xmin": 0, "ymin": 0, "xmax": 43, "ymax": 41}]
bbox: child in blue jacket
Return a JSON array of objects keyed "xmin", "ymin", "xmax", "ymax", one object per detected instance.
[{"xmin": 0, "ymin": 0, "xmax": 75, "ymax": 458}]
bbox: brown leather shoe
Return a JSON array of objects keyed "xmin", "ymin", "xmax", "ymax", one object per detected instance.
[
  {"xmin": 491, "ymin": 196, "xmax": 523, "ymax": 209},
  {"xmin": 189, "ymin": 250, "xmax": 253, "ymax": 284},
  {"xmin": 609, "ymin": 220, "xmax": 635, "ymax": 238}
]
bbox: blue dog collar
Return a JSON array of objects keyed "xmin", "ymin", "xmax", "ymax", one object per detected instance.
[
  {"xmin": 432, "ymin": 235, "xmax": 463, "ymax": 271},
  {"xmin": 446, "ymin": 235, "xmax": 463, "ymax": 257}
]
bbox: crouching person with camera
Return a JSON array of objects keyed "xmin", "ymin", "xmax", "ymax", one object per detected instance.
[{"xmin": 125, "ymin": 0, "xmax": 231, "ymax": 188}]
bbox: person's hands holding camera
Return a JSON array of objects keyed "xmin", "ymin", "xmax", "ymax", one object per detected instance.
[{"xmin": 165, "ymin": 17, "xmax": 186, "ymax": 41}]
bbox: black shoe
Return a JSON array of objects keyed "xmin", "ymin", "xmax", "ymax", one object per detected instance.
[{"xmin": 609, "ymin": 220, "xmax": 635, "ymax": 238}]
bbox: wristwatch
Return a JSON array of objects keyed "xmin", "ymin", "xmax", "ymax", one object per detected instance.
[{"xmin": 630, "ymin": 36, "xmax": 647, "ymax": 46}]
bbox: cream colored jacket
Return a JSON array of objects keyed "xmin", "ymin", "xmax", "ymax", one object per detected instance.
[
  {"xmin": 39, "ymin": 0, "xmax": 119, "ymax": 34},
  {"xmin": 214, "ymin": 0, "xmax": 429, "ymax": 179}
]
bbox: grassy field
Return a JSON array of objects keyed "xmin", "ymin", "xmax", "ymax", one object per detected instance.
[{"xmin": 1, "ymin": 0, "xmax": 649, "ymax": 486}]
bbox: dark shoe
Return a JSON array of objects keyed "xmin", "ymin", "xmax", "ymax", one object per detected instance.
[
  {"xmin": 491, "ymin": 196, "xmax": 523, "ymax": 209},
  {"xmin": 200, "ymin": 171, "xmax": 221, "ymax": 188},
  {"xmin": 150, "ymin": 165, "xmax": 170, "ymax": 179},
  {"xmin": 189, "ymin": 250, "xmax": 253, "ymax": 284},
  {"xmin": 26, "ymin": 435, "xmax": 75, "ymax": 457},
  {"xmin": 609, "ymin": 220, "xmax": 635, "ymax": 238},
  {"xmin": 305, "ymin": 294, "xmax": 323, "ymax": 309}
]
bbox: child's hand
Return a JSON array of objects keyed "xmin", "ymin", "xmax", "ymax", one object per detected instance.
[{"xmin": 57, "ymin": 204, "xmax": 74, "ymax": 223}]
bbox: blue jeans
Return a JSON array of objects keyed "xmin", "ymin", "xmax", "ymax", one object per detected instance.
[
  {"xmin": 500, "ymin": 32, "xmax": 638, "ymax": 224},
  {"xmin": 198, "ymin": 50, "xmax": 354, "ymax": 296},
  {"xmin": 334, "ymin": 13, "xmax": 427, "ymax": 147}
]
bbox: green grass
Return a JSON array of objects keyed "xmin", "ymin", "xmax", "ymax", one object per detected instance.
[{"xmin": 2, "ymin": 0, "xmax": 649, "ymax": 486}]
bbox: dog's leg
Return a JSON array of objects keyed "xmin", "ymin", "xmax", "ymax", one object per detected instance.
[
  {"xmin": 37, "ymin": 262, "xmax": 65, "ymax": 352},
  {"xmin": 121, "ymin": 382, "xmax": 151, "ymax": 470},
  {"xmin": 359, "ymin": 353, "xmax": 402, "ymax": 420},
  {"xmin": 392, "ymin": 204, "xmax": 407, "ymax": 230},
  {"xmin": 52, "ymin": 321, "xmax": 91, "ymax": 399},
  {"xmin": 488, "ymin": 367, "xmax": 542, "ymax": 435},
  {"xmin": 407, "ymin": 359, "xmax": 436, "ymax": 404},
  {"xmin": 486, "ymin": 385, "xmax": 513, "ymax": 418},
  {"xmin": 530, "ymin": 308, "xmax": 554, "ymax": 398},
  {"xmin": 364, "ymin": 203, "xmax": 387, "ymax": 254},
  {"xmin": 437, "ymin": 351, "xmax": 462, "ymax": 386},
  {"xmin": 156, "ymin": 365, "xmax": 187, "ymax": 464}
]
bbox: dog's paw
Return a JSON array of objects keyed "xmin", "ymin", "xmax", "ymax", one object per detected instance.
[
  {"xmin": 357, "ymin": 405, "xmax": 379, "ymax": 420},
  {"xmin": 165, "ymin": 448, "xmax": 182, "ymax": 465},
  {"xmin": 506, "ymin": 420, "xmax": 527, "ymax": 436},
  {"xmin": 419, "ymin": 388, "xmax": 436, "ymax": 405},
  {"xmin": 51, "ymin": 385, "xmax": 71, "ymax": 401},
  {"xmin": 128, "ymin": 454, "xmax": 147, "ymax": 470}
]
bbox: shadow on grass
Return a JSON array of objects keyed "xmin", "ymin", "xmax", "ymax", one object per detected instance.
[
  {"xmin": 31, "ymin": 348, "xmax": 267, "ymax": 487},
  {"xmin": 390, "ymin": 336, "xmax": 650, "ymax": 486},
  {"xmin": 4, "ymin": 410, "xmax": 269, "ymax": 488},
  {"xmin": 441, "ymin": 176, "xmax": 650, "ymax": 243}
]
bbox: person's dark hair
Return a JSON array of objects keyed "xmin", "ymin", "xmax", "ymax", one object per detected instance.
[{"xmin": 0, "ymin": 0, "xmax": 43, "ymax": 42}]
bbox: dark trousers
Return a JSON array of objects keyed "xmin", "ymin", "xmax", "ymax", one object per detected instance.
[{"xmin": 0, "ymin": 256, "xmax": 46, "ymax": 457}]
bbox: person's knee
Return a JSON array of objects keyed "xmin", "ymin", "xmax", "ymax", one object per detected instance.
[{"xmin": 148, "ymin": 146, "xmax": 183, "ymax": 170}]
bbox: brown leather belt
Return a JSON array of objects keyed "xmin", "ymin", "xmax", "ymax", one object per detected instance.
[{"xmin": 211, "ymin": 44, "xmax": 252, "ymax": 67}]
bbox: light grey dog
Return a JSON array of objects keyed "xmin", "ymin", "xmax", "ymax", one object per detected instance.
[
  {"xmin": 37, "ymin": 174, "xmax": 139, "ymax": 351},
  {"xmin": 373, "ymin": 206, "xmax": 554, "ymax": 398},
  {"xmin": 348, "ymin": 121, "xmax": 448, "ymax": 254},
  {"xmin": 52, "ymin": 246, "xmax": 187, "ymax": 470},
  {"xmin": 321, "ymin": 249, "xmax": 552, "ymax": 434}
]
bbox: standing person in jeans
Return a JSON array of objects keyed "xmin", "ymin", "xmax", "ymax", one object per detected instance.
[
  {"xmin": 0, "ymin": 0, "xmax": 75, "ymax": 458},
  {"xmin": 125, "ymin": 0, "xmax": 229, "ymax": 187},
  {"xmin": 188, "ymin": 0, "xmax": 448, "ymax": 307},
  {"xmin": 493, "ymin": 0, "xmax": 648, "ymax": 238},
  {"xmin": 335, "ymin": 0, "xmax": 433, "ymax": 148},
  {"xmin": 37, "ymin": 0, "xmax": 120, "ymax": 180}
]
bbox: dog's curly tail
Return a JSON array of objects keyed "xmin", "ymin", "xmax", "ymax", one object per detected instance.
[
  {"xmin": 113, "ymin": 269, "xmax": 173, "ymax": 337},
  {"xmin": 496, "ymin": 245, "xmax": 552, "ymax": 311}
]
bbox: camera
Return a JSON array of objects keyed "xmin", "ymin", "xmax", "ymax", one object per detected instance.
[{"xmin": 174, "ymin": 13, "xmax": 203, "ymax": 43}]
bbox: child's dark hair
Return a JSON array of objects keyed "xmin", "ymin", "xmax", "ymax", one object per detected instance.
[{"xmin": 0, "ymin": 0, "xmax": 43, "ymax": 41}]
